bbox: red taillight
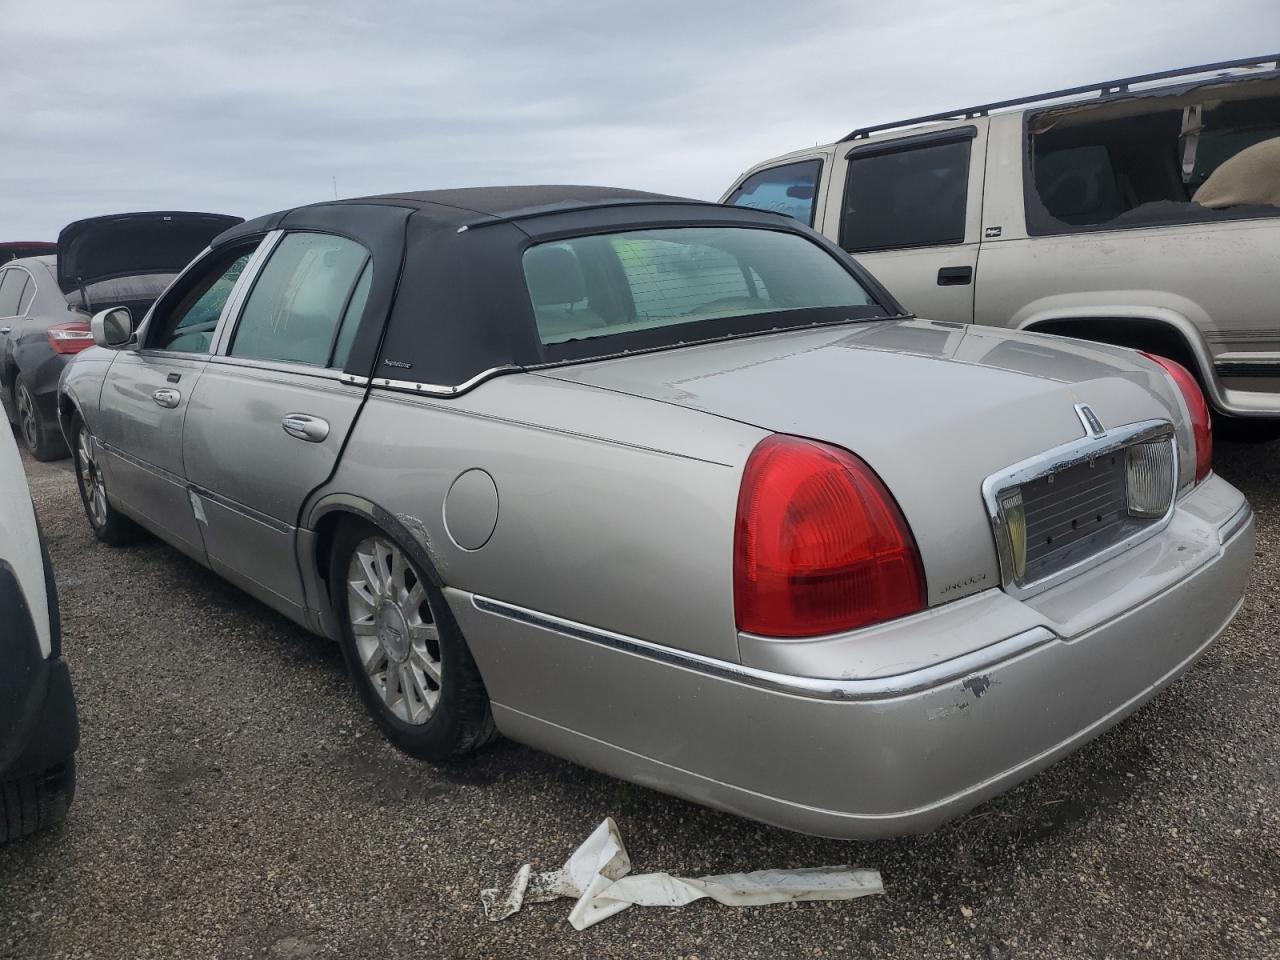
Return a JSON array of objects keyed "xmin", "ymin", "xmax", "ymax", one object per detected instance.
[
  {"xmin": 733, "ymin": 434, "xmax": 925, "ymax": 638},
  {"xmin": 47, "ymin": 321, "xmax": 94, "ymax": 355},
  {"xmin": 1141, "ymin": 352, "xmax": 1212, "ymax": 484}
]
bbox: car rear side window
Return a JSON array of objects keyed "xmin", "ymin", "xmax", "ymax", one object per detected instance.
[
  {"xmin": 725, "ymin": 160, "xmax": 823, "ymax": 225},
  {"xmin": 524, "ymin": 226, "xmax": 875, "ymax": 346},
  {"xmin": 0, "ymin": 269, "xmax": 24, "ymax": 317},
  {"xmin": 840, "ymin": 139, "xmax": 971, "ymax": 252},
  {"xmin": 16, "ymin": 275, "xmax": 34, "ymax": 314},
  {"xmin": 230, "ymin": 233, "xmax": 371, "ymax": 367}
]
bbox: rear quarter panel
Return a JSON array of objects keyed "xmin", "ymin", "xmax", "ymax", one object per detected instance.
[{"xmin": 316, "ymin": 374, "xmax": 767, "ymax": 662}]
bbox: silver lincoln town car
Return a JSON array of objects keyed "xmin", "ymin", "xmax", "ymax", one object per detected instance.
[{"xmin": 59, "ymin": 186, "xmax": 1253, "ymax": 838}]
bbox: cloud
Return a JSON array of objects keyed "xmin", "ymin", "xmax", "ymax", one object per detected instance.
[{"xmin": 0, "ymin": 0, "xmax": 1270, "ymax": 237}]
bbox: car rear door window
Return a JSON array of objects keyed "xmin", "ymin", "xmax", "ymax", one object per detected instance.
[
  {"xmin": 840, "ymin": 139, "xmax": 971, "ymax": 252},
  {"xmin": 725, "ymin": 160, "xmax": 823, "ymax": 225},
  {"xmin": 0, "ymin": 269, "xmax": 24, "ymax": 317},
  {"xmin": 229, "ymin": 233, "xmax": 371, "ymax": 367}
]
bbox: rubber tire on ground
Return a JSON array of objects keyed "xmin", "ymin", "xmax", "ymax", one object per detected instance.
[
  {"xmin": 71, "ymin": 415, "xmax": 143, "ymax": 546},
  {"xmin": 328, "ymin": 518, "xmax": 497, "ymax": 762},
  {"xmin": 0, "ymin": 758, "xmax": 75, "ymax": 845},
  {"xmin": 15, "ymin": 377, "xmax": 66, "ymax": 462}
]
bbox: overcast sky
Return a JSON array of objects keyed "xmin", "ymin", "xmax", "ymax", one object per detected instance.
[{"xmin": 2, "ymin": 0, "xmax": 1274, "ymax": 238}]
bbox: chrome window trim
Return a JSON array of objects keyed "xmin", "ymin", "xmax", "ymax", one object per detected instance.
[
  {"xmin": 209, "ymin": 230, "xmax": 284, "ymax": 356},
  {"xmin": 982, "ymin": 418, "xmax": 1179, "ymax": 600},
  {"xmin": 472, "ymin": 594, "xmax": 1055, "ymax": 702},
  {"xmin": 205, "ymin": 353, "xmax": 365, "ymax": 384},
  {"xmin": 370, "ymin": 365, "xmax": 521, "ymax": 398}
]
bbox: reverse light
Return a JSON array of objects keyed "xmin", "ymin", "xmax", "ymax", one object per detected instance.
[
  {"xmin": 733, "ymin": 434, "xmax": 925, "ymax": 638},
  {"xmin": 1141, "ymin": 352, "xmax": 1211, "ymax": 485},
  {"xmin": 47, "ymin": 321, "xmax": 95, "ymax": 355}
]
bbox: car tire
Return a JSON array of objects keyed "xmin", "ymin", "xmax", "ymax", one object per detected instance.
[
  {"xmin": 329, "ymin": 518, "xmax": 497, "ymax": 762},
  {"xmin": 0, "ymin": 758, "xmax": 75, "ymax": 845},
  {"xmin": 71, "ymin": 416, "xmax": 142, "ymax": 546},
  {"xmin": 15, "ymin": 377, "xmax": 66, "ymax": 462}
]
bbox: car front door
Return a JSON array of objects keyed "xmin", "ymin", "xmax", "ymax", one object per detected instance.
[
  {"xmin": 824, "ymin": 120, "xmax": 988, "ymax": 324},
  {"xmin": 95, "ymin": 241, "xmax": 263, "ymax": 561},
  {"xmin": 181, "ymin": 230, "xmax": 374, "ymax": 621}
]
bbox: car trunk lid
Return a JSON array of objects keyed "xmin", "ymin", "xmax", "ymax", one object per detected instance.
[
  {"xmin": 56, "ymin": 211, "xmax": 243, "ymax": 295},
  {"xmin": 537, "ymin": 319, "xmax": 1184, "ymax": 606}
]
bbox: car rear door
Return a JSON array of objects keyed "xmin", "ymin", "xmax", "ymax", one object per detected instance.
[
  {"xmin": 95, "ymin": 241, "xmax": 265, "ymax": 561},
  {"xmin": 181, "ymin": 230, "xmax": 376, "ymax": 621},
  {"xmin": 0, "ymin": 267, "xmax": 29, "ymax": 413},
  {"xmin": 820, "ymin": 119, "xmax": 989, "ymax": 324}
]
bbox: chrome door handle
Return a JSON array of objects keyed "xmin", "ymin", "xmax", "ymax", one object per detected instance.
[
  {"xmin": 0, "ymin": 327, "xmax": 11, "ymax": 335},
  {"xmin": 152, "ymin": 388, "xmax": 181, "ymax": 408},
  {"xmin": 281, "ymin": 413, "xmax": 330, "ymax": 443}
]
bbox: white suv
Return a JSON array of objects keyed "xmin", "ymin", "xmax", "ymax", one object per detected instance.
[
  {"xmin": 0, "ymin": 425, "xmax": 77, "ymax": 843},
  {"xmin": 722, "ymin": 55, "xmax": 1280, "ymax": 434}
]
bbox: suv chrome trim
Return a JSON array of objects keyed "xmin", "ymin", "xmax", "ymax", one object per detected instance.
[
  {"xmin": 472, "ymin": 594, "xmax": 1056, "ymax": 702},
  {"xmin": 982, "ymin": 418, "xmax": 1178, "ymax": 600}
]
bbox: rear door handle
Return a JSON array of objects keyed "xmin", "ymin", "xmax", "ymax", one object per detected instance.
[
  {"xmin": 281, "ymin": 413, "xmax": 330, "ymax": 443},
  {"xmin": 152, "ymin": 388, "xmax": 181, "ymax": 408},
  {"xmin": 0, "ymin": 327, "xmax": 10, "ymax": 335},
  {"xmin": 937, "ymin": 266, "xmax": 973, "ymax": 286}
]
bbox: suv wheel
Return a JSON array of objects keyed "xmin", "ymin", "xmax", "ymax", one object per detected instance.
[
  {"xmin": 71, "ymin": 417, "xmax": 141, "ymax": 545},
  {"xmin": 329, "ymin": 520, "xmax": 496, "ymax": 761}
]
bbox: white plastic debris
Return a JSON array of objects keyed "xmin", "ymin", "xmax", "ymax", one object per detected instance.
[{"xmin": 480, "ymin": 817, "xmax": 884, "ymax": 930}]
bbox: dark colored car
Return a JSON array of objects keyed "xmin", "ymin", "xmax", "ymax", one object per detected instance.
[
  {"xmin": 0, "ymin": 212, "xmax": 242, "ymax": 459},
  {"xmin": 0, "ymin": 242, "xmax": 55, "ymax": 264}
]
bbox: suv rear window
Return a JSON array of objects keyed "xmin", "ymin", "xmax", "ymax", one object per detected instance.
[
  {"xmin": 725, "ymin": 160, "xmax": 823, "ymax": 225},
  {"xmin": 840, "ymin": 139, "xmax": 971, "ymax": 252},
  {"xmin": 522, "ymin": 226, "xmax": 877, "ymax": 346}
]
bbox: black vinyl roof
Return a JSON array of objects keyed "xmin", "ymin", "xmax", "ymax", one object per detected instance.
[{"xmin": 207, "ymin": 185, "xmax": 899, "ymax": 393}]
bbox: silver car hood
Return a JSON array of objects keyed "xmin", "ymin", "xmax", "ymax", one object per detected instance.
[{"xmin": 539, "ymin": 319, "xmax": 1186, "ymax": 606}]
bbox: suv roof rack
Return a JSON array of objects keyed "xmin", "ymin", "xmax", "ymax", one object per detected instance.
[{"xmin": 839, "ymin": 54, "xmax": 1280, "ymax": 141}]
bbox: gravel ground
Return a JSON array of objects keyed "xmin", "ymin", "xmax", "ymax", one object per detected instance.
[{"xmin": 1, "ymin": 435, "xmax": 1277, "ymax": 959}]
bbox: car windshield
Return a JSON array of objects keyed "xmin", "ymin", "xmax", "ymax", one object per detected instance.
[{"xmin": 523, "ymin": 226, "xmax": 879, "ymax": 346}]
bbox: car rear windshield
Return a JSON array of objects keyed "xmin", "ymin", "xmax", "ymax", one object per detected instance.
[{"xmin": 522, "ymin": 226, "xmax": 880, "ymax": 347}]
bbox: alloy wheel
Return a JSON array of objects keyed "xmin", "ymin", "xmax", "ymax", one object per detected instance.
[
  {"xmin": 346, "ymin": 536, "xmax": 443, "ymax": 725},
  {"xmin": 76, "ymin": 427, "xmax": 108, "ymax": 528},
  {"xmin": 16, "ymin": 384, "xmax": 37, "ymax": 452}
]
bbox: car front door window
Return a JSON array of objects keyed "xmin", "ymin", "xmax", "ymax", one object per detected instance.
[{"xmin": 149, "ymin": 249, "xmax": 255, "ymax": 354}]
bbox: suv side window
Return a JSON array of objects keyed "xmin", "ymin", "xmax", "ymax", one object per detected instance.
[
  {"xmin": 0, "ymin": 269, "xmax": 24, "ymax": 317},
  {"xmin": 725, "ymin": 160, "xmax": 823, "ymax": 225},
  {"xmin": 150, "ymin": 246, "xmax": 256, "ymax": 353},
  {"xmin": 840, "ymin": 139, "xmax": 971, "ymax": 252},
  {"xmin": 229, "ymin": 233, "xmax": 371, "ymax": 368}
]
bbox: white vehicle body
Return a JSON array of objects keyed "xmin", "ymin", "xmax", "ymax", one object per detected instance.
[
  {"xmin": 722, "ymin": 56, "xmax": 1280, "ymax": 420},
  {"xmin": 0, "ymin": 426, "xmax": 78, "ymax": 842}
]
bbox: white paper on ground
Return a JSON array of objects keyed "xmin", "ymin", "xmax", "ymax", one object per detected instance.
[{"xmin": 480, "ymin": 817, "xmax": 884, "ymax": 930}]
